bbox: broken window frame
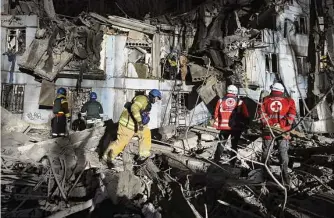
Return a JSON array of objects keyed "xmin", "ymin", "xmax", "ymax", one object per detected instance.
[
  {"xmin": 6, "ymin": 28, "xmax": 26, "ymax": 55},
  {"xmin": 284, "ymin": 18, "xmax": 288, "ymax": 38},
  {"xmin": 296, "ymin": 16, "xmax": 308, "ymax": 35},
  {"xmin": 298, "ymin": 98, "xmax": 307, "ymax": 117},
  {"xmin": 1, "ymin": 83, "xmax": 25, "ymax": 114},
  {"xmin": 265, "ymin": 53, "xmax": 279, "ymax": 74},
  {"xmin": 296, "ymin": 56, "xmax": 308, "ymax": 76}
]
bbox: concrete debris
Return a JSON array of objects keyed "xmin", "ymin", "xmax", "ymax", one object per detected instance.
[
  {"xmin": 1, "ymin": 107, "xmax": 30, "ymax": 133},
  {"xmin": 157, "ymin": 125, "xmax": 177, "ymax": 141},
  {"xmin": 2, "ymin": 1, "xmax": 334, "ymax": 217},
  {"xmin": 18, "ymin": 12, "xmax": 106, "ymax": 81},
  {"xmin": 2, "ymin": 115, "xmax": 334, "ymax": 218},
  {"xmin": 196, "ymin": 75, "xmax": 220, "ymax": 104},
  {"xmin": 104, "ymin": 170, "xmax": 145, "ymax": 205}
]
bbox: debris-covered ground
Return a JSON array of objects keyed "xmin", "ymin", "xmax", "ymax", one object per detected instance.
[{"xmin": 2, "ymin": 107, "xmax": 334, "ymax": 218}]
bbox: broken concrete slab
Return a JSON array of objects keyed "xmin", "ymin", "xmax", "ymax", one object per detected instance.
[
  {"xmin": 158, "ymin": 125, "xmax": 176, "ymax": 140},
  {"xmin": 18, "ymin": 126, "xmax": 106, "ymax": 162},
  {"xmin": 237, "ymin": 137, "xmax": 262, "ymax": 161},
  {"xmin": 1, "ymin": 107, "xmax": 30, "ymax": 133},
  {"xmin": 104, "ymin": 170, "xmax": 145, "ymax": 205},
  {"xmin": 18, "ymin": 38, "xmax": 50, "ymax": 71},
  {"xmin": 34, "ymin": 50, "xmax": 73, "ymax": 81},
  {"xmin": 196, "ymin": 75, "xmax": 219, "ymax": 104},
  {"xmin": 188, "ymin": 63, "xmax": 219, "ymax": 82},
  {"xmin": 90, "ymin": 13, "xmax": 157, "ymax": 35},
  {"xmin": 201, "ymin": 133, "xmax": 216, "ymax": 141},
  {"xmin": 1, "ymin": 132, "xmax": 36, "ymax": 147}
]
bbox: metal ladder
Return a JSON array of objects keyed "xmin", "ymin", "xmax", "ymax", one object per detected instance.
[{"xmin": 169, "ymin": 91, "xmax": 188, "ymax": 129}]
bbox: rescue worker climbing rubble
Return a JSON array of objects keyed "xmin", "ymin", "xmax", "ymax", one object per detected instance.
[
  {"xmin": 102, "ymin": 89, "xmax": 162, "ymax": 165},
  {"xmin": 213, "ymin": 85, "xmax": 250, "ymax": 166},
  {"xmin": 258, "ymin": 82, "xmax": 297, "ymax": 186},
  {"xmin": 81, "ymin": 92, "xmax": 104, "ymax": 128},
  {"xmin": 51, "ymin": 87, "xmax": 71, "ymax": 138}
]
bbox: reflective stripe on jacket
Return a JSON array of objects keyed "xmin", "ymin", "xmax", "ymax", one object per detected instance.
[
  {"xmin": 53, "ymin": 94, "xmax": 70, "ymax": 118},
  {"xmin": 257, "ymin": 92, "xmax": 296, "ymax": 139},
  {"xmin": 81, "ymin": 100, "xmax": 103, "ymax": 119},
  {"xmin": 213, "ymin": 94, "xmax": 249, "ymax": 130},
  {"xmin": 119, "ymin": 95, "xmax": 151, "ymax": 131}
]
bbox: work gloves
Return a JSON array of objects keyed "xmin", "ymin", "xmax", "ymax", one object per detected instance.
[{"xmin": 138, "ymin": 121, "xmax": 144, "ymax": 131}]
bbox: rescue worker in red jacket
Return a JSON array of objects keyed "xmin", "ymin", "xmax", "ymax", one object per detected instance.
[
  {"xmin": 213, "ymin": 85, "xmax": 250, "ymax": 166},
  {"xmin": 258, "ymin": 82, "xmax": 296, "ymax": 185}
]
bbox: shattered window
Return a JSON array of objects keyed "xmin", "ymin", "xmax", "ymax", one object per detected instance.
[
  {"xmin": 272, "ymin": 54, "xmax": 278, "ymax": 73},
  {"xmin": 1, "ymin": 83, "xmax": 25, "ymax": 114},
  {"xmin": 265, "ymin": 54, "xmax": 270, "ymax": 72},
  {"xmin": 296, "ymin": 56, "xmax": 308, "ymax": 76},
  {"xmin": 299, "ymin": 99, "xmax": 306, "ymax": 117},
  {"xmin": 284, "ymin": 19, "xmax": 288, "ymax": 38},
  {"xmin": 6, "ymin": 28, "xmax": 26, "ymax": 55},
  {"xmin": 296, "ymin": 17, "xmax": 307, "ymax": 34},
  {"xmin": 265, "ymin": 53, "xmax": 278, "ymax": 73}
]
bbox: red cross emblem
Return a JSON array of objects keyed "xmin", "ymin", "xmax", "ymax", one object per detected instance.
[
  {"xmin": 225, "ymin": 98, "xmax": 236, "ymax": 107},
  {"xmin": 270, "ymin": 101, "xmax": 282, "ymax": 112}
]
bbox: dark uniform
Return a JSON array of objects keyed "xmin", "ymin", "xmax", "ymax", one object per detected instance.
[
  {"xmin": 71, "ymin": 113, "xmax": 86, "ymax": 131},
  {"xmin": 52, "ymin": 92, "xmax": 70, "ymax": 137},
  {"xmin": 80, "ymin": 100, "xmax": 104, "ymax": 120}
]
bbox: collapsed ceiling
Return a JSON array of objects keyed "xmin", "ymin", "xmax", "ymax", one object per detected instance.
[{"xmin": 18, "ymin": 12, "xmax": 106, "ymax": 81}]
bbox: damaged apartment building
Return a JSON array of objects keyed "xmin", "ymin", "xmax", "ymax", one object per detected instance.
[{"xmin": 1, "ymin": 0, "xmax": 334, "ymax": 134}]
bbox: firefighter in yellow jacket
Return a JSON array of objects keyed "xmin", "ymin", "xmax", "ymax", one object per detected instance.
[{"xmin": 102, "ymin": 89, "xmax": 162, "ymax": 162}]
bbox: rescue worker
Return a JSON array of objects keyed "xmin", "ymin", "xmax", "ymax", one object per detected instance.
[
  {"xmin": 71, "ymin": 113, "xmax": 86, "ymax": 131},
  {"xmin": 81, "ymin": 92, "xmax": 104, "ymax": 128},
  {"xmin": 258, "ymin": 82, "xmax": 296, "ymax": 185},
  {"xmin": 102, "ymin": 89, "xmax": 162, "ymax": 164},
  {"xmin": 213, "ymin": 85, "xmax": 250, "ymax": 166},
  {"xmin": 52, "ymin": 87, "xmax": 71, "ymax": 137}
]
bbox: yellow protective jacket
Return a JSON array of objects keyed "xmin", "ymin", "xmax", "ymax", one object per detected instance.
[
  {"xmin": 53, "ymin": 94, "xmax": 71, "ymax": 118},
  {"xmin": 119, "ymin": 95, "xmax": 151, "ymax": 131}
]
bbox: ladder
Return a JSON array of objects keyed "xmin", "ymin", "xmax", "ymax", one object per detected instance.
[{"xmin": 169, "ymin": 91, "xmax": 188, "ymax": 129}]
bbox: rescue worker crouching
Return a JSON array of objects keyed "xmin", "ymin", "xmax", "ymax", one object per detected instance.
[
  {"xmin": 258, "ymin": 82, "xmax": 296, "ymax": 186},
  {"xmin": 81, "ymin": 92, "xmax": 104, "ymax": 128},
  {"xmin": 102, "ymin": 89, "xmax": 162, "ymax": 165},
  {"xmin": 71, "ymin": 113, "xmax": 86, "ymax": 131},
  {"xmin": 52, "ymin": 88, "xmax": 71, "ymax": 138},
  {"xmin": 213, "ymin": 85, "xmax": 250, "ymax": 166}
]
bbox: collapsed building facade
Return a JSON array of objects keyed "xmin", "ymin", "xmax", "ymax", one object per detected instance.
[
  {"xmin": 1, "ymin": 0, "xmax": 334, "ymax": 218},
  {"xmin": 1, "ymin": 0, "xmax": 334, "ymax": 133}
]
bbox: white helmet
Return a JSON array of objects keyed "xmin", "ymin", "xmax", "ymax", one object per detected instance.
[
  {"xmin": 227, "ymin": 85, "xmax": 238, "ymax": 95},
  {"xmin": 271, "ymin": 83, "xmax": 284, "ymax": 93}
]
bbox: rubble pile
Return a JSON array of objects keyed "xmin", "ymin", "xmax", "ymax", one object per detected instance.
[{"xmin": 2, "ymin": 107, "xmax": 334, "ymax": 218}]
